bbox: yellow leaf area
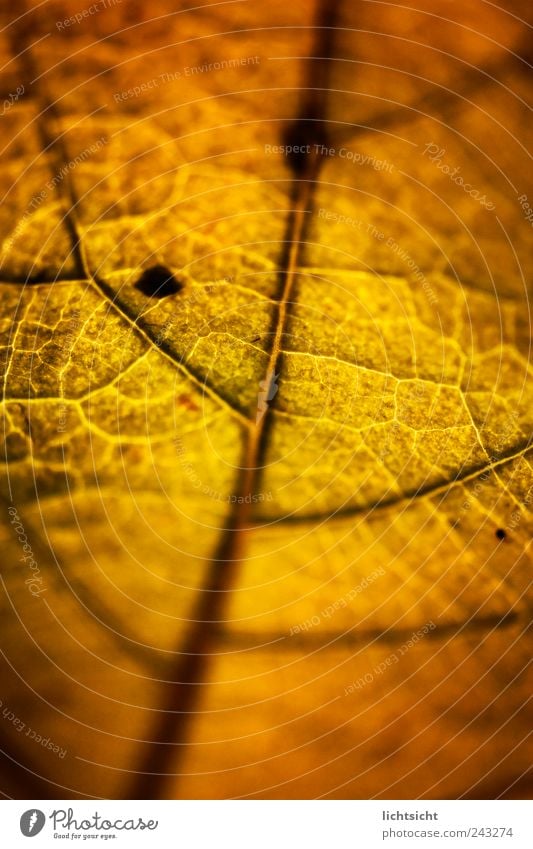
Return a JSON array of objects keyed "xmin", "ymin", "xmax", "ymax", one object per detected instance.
[{"xmin": 0, "ymin": 0, "xmax": 531, "ymax": 800}]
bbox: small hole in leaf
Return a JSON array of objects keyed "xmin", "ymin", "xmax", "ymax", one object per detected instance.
[
  {"xmin": 495, "ymin": 528, "xmax": 506, "ymax": 541},
  {"xmin": 135, "ymin": 265, "xmax": 183, "ymax": 298}
]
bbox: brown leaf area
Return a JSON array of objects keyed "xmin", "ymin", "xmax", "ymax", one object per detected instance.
[{"xmin": 0, "ymin": 0, "xmax": 532, "ymax": 800}]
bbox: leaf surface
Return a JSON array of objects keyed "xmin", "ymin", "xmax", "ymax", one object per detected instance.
[{"xmin": 0, "ymin": 0, "xmax": 532, "ymax": 799}]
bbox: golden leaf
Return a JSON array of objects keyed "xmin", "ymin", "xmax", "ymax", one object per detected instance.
[{"xmin": 0, "ymin": 0, "xmax": 531, "ymax": 799}]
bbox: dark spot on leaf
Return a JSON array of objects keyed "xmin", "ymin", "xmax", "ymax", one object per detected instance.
[
  {"xmin": 495, "ymin": 528, "xmax": 507, "ymax": 541},
  {"xmin": 135, "ymin": 266, "xmax": 183, "ymax": 298}
]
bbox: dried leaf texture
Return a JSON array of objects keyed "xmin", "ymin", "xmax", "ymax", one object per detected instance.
[{"xmin": 0, "ymin": 0, "xmax": 532, "ymax": 799}]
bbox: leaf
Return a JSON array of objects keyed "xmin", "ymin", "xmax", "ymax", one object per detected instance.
[{"xmin": 0, "ymin": 0, "xmax": 532, "ymax": 800}]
